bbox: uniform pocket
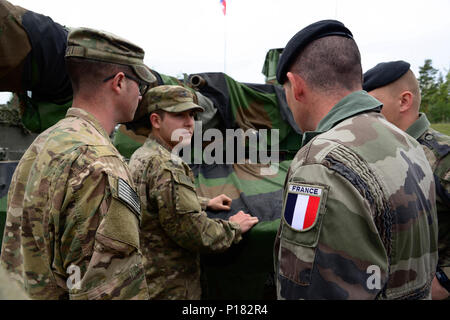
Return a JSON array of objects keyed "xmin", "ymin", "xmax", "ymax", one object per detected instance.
[
  {"xmin": 278, "ymin": 226, "xmax": 317, "ymax": 286},
  {"xmin": 170, "ymin": 170, "xmax": 202, "ymax": 214}
]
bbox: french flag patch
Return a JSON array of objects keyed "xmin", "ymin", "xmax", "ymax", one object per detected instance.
[{"xmin": 284, "ymin": 184, "xmax": 323, "ymax": 231}]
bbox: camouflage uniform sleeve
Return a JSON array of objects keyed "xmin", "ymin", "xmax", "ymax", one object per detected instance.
[
  {"xmin": 275, "ymin": 163, "xmax": 389, "ymax": 300},
  {"xmin": 436, "ymin": 154, "xmax": 450, "ymax": 276},
  {"xmin": 197, "ymin": 196, "xmax": 211, "ymax": 211},
  {"xmin": 62, "ymin": 156, "xmax": 148, "ymax": 300},
  {"xmin": 435, "ymin": 152, "xmax": 450, "ymax": 208},
  {"xmin": 151, "ymin": 165, "xmax": 241, "ymax": 254},
  {"xmin": 0, "ymin": 266, "xmax": 29, "ymax": 300}
]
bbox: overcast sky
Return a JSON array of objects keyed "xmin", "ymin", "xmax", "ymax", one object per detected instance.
[{"xmin": 1, "ymin": 0, "xmax": 449, "ymax": 103}]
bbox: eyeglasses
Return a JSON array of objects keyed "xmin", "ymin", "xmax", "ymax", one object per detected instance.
[{"xmin": 103, "ymin": 73, "xmax": 149, "ymax": 96}]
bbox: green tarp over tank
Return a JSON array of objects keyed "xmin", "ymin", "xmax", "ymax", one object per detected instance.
[{"xmin": 193, "ymin": 162, "xmax": 289, "ymax": 299}]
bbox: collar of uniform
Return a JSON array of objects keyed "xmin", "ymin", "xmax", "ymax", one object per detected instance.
[
  {"xmin": 147, "ymin": 133, "xmax": 174, "ymax": 152},
  {"xmin": 301, "ymin": 90, "xmax": 382, "ymax": 147},
  {"xmin": 66, "ymin": 108, "xmax": 111, "ymax": 140},
  {"xmin": 406, "ymin": 112, "xmax": 430, "ymax": 140}
]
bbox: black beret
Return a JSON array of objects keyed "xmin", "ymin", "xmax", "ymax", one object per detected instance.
[
  {"xmin": 363, "ymin": 61, "xmax": 411, "ymax": 92},
  {"xmin": 276, "ymin": 19, "xmax": 353, "ymax": 85}
]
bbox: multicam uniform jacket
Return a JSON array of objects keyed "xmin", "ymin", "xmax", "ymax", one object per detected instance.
[
  {"xmin": 0, "ymin": 108, "xmax": 148, "ymax": 300},
  {"xmin": 128, "ymin": 134, "xmax": 242, "ymax": 300},
  {"xmin": 274, "ymin": 91, "xmax": 438, "ymax": 300},
  {"xmin": 0, "ymin": 264, "xmax": 29, "ymax": 300},
  {"xmin": 406, "ymin": 113, "xmax": 450, "ymax": 278}
]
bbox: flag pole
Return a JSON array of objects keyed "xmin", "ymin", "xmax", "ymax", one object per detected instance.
[
  {"xmin": 224, "ymin": 12, "xmax": 227, "ymax": 74},
  {"xmin": 335, "ymin": 0, "xmax": 338, "ymax": 18}
]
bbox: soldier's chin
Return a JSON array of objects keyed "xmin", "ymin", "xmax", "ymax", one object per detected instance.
[{"xmin": 178, "ymin": 134, "xmax": 192, "ymax": 146}]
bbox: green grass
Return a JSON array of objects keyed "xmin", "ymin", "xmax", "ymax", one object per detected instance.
[{"xmin": 430, "ymin": 123, "xmax": 450, "ymax": 135}]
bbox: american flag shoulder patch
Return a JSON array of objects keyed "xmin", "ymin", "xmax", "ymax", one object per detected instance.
[
  {"xmin": 283, "ymin": 183, "xmax": 323, "ymax": 232},
  {"xmin": 117, "ymin": 178, "xmax": 141, "ymax": 222}
]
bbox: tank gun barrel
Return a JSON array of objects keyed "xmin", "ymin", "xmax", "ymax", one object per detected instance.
[{"xmin": 189, "ymin": 75, "xmax": 206, "ymax": 89}]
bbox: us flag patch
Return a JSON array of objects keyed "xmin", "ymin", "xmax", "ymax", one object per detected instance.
[
  {"xmin": 284, "ymin": 184, "xmax": 323, "ymax": 231},
  {"xmin": 118, "ymin": 178, "xmax": 141, "ymax": 221}
]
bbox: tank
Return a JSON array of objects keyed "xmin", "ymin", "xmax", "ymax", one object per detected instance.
[
  {"xmin": 0, "ymin": 102, "xmax": 38, "ymax": 247},
  {"xmin": 0, "ymin": 0, "xmax": 297, "ymax": 301}
]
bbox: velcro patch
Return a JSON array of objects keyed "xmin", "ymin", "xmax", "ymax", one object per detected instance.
[
  {"xmin": 177, "ymin": 173, "xmax": 195, "ymax": 189},
  {"xmin": 117, "ymin": 178, "xmax": 141, "ymax": 221},
  {"xmin": 284, "ymin": 183, "xmax": 323, "ymax": 231}
]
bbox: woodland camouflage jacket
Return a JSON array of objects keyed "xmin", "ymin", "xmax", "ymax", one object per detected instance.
[{"xmin": 275, "ymin": 91, "xmax": 438, "ymax": 300}]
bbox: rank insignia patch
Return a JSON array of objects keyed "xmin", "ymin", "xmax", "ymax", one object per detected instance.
[{"xmin": 284, "ymin": 184, "xmax": 322, "ymax": 231}]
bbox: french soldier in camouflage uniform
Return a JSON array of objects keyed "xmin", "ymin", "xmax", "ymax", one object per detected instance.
[
  {"xmin": 0, "ymin": 28, "xmax": 156, "ymax": 299},
  {"xmin": 128, "ymin": 85, "xmax": 259, "ymax": 299},
  {"xmin": 274, "ymin": 20, "xmax": 438, "ymax": 299},
  {"xmin": 364, "ymin": 60, "xmax": 450, "ymax": 299}
]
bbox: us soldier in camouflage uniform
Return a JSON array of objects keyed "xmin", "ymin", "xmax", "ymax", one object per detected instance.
[
  {"xmin": 274, "ymin": 20, "xmax": 438, "ymax": 299},
  {"xmin": 363, "ymin": 61, "xmax": 450, "ymax": 299},
  {"xmin": 0, "ymin": 28, "xmax": 156, "ymax": 299},
  {"xmin": 128, "ymin": 85, "xmax": 259, "ymax": 299}
]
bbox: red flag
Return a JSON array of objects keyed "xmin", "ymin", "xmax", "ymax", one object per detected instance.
[{"xmin": 220, "ymin": 0, "xmax": 226, "ymax": 15}]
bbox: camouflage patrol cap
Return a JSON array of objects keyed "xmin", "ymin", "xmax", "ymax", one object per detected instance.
[
  {"xmin": 65, "ymin": 27, "xmax": 156, "ymax": 84},
  {"xmin": 143, "ymin": 85, "xmax": 205, "ymax": 113}
]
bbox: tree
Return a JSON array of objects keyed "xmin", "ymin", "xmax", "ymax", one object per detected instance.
[
  {"xmin": 418, "ymin": 59, "xmax": 450, "ymax": 122},
  {"xmin": 430, "ymin": 70, "xmax": 450, "ymax": 122},
  {"xmin": 418, "ymin": 59, "xmax": 439, "ymax": 115}
]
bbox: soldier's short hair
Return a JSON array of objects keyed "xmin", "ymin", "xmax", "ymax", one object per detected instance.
[
  {"xmin": 65, "ymin": 57, "xmax": 133, "ymax": 94},
  {"xmin": 290, "ymin": 35, "xmax": 362, "ymax": 92},
  {"xmin": 276, "ymin": 20, "xmax": 361, "ymax": 92}
]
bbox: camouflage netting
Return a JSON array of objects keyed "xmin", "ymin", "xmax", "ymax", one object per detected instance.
[
  {"xmin": 0, "ymin": 101, "xmax": 35, "ymax": 248},
  {"xmin": 194, "ymin": 162, "xmax": 288, "ymax": 299},
  {"xmin": 261, "ymin": 48, "xmax": 283, "ymax": 85},
  {"xmin": 0, "ymin": 103, "xmax": 21, "ymax": 127}
]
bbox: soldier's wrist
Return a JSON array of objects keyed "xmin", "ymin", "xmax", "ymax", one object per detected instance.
[
  {"xmin": 230, "ymin": 221, "xmax": 242, "ymax": 243},
  {"xmin": 200, "ymin": 197, "xmax": 211, "ymax": 210}
]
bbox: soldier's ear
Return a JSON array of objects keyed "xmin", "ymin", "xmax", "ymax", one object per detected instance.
[
  {"xmin": 108, "ymin": 72, "xmax": 126, "ymax": 94},
  {"xmin": 286, "ymin": 72, "xmax": 306, "ymax": 102},
  {"xmin": 399, "ymin": 91, "xmax": 413, "ymax": 113},
  {"xmin": 150, "ymin": 113, "xmax": 161, "ymax": 129}
]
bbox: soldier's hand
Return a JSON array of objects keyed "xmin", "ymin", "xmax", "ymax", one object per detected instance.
[
  {"xmin": 432, "ymin": 276, "xmax": 450, "ymax": 300},
  {"xmin": 208, "ymin": 194, "xmax": 232, "ymax": 211},
  {"xmin": 229, "ymin": 211, "xmax": 259, "ymax": 233}
]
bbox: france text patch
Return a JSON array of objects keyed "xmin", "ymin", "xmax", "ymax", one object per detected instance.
[{"xmin": 284, "ymin": 184, "xmax": 322, "ymax": 231}]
